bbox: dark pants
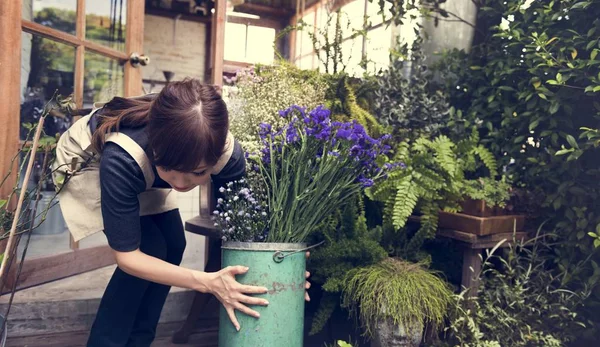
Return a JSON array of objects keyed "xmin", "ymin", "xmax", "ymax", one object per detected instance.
[{"xmin": 87, "ymin": 209, "xmax": 187, "ymax": 347}]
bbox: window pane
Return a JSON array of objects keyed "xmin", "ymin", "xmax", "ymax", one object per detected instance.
[
  {"xmin": 18, "ymin": 32, "xmax": 75, "ymax": 258},
  {"xmin": 339, "ymin": 0, "xmax": 365, "ymax": 36},
  {"xmin": 341, "ymin": 38, "xmax": 363, "ymax": 76},
  {"xmin": 20, "ymin": 33, "xmax": 75, "ymax": 141},
  {"xmin": 300, "ymin": 12, "xmax": 315, "ymax": 56},
  {"xmin": 24, "ymin": 0, "xmax": 77, "ymax": 35},
  {"xmin": 86, "ymin": 0, "xmax": 127, "ymax": 52},
  {"xmin": 366, "ymin": 0, "xmax": 392, "ymax": 26},
  {"xmin": 225, "ymin": 22, "xmax": 248, "ymax": 62},
  {"xmin": 366, "ymin": 25, "xmax": 392, "ymax": 72},
  {"xmin": 83, "ymin": 52, "xmax": 125, "ymax": 108},
  {"xmin": 246, "ymin": 26, "xmax": 275, "ymax": 65}
]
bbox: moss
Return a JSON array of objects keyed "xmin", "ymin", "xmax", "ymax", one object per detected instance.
[{"xmin": 341, "ymin": 257, "xmax": 453, "ymax": 338}]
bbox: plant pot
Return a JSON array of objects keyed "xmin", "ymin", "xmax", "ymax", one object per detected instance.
[
  {"xmin": 0, "ymin": 314, "xmax": 7, "ymax": 347},
  {"xmin": 438, "ymin": 211, "xmax": 525, "ymax": 236},
  {"xmin": 218, "ymin": 242, "xmax": 306, "ymax": 347},
  {"xmin": 460, "ymin": 198, "xmax": 507, "ymax": 217},
  {"xmin": 371, "ymin": 314, "xmax": 423, "ymax": 347},
  {"xmin": 31, "ymin": 192, "xmax": 67, "ymax": 235}
]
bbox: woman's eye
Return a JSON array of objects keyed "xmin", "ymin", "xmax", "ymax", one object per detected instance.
[{"xmin": 192, "ymin": 171, "xmax": 206, "ymax": 177}]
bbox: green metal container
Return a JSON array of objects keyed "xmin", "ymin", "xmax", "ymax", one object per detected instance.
[{"xmin": 218, "ymin": 242, "xmax": 306, "ymax": 347}]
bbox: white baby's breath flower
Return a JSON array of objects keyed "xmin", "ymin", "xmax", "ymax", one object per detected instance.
[
  {"xmin": 520, "ymin": 0, "xmax": 534, "ymax": 11},
  {"xmin": 507, "ymin": 15, "xmax": 515, "ymax": 22},
  {"xmin": 500, "ymin": 17, "xmax": 511, "ymax": 31}
]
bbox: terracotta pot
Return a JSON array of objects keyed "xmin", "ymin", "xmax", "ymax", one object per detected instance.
[{"xmin": 460, "ymin": 198, "xmax": 507, "ymax": 217}]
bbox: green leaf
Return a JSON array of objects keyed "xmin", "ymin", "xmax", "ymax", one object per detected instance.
[
  {"xmin": 586, "ymin": 86, "xmax": 595, "ymax": 93},
  {"xmin": 588, "ymin": 27, "xmax": 597, "ymax": 38},
  {"xmin": 587, "ymin": 40, "xmax": 597, "ymax": 50},
  {"xmin": 470, "ymin": 66, "xmax": 482, "ymax": 70},
  {"xmin": 556, "ymin": 73, "xmax": 563, "ymax": 83},
  {"xmin": 0, "ymin": 200, "xmax": 6, "ymax": 209},
  {"xmin": 566, "ymin": 134, "xmax": 579, "ymax": 149},
  {"xmin": 538, "ymin": 93, "xmax": 548, "ymax": 100},
  {"xmin": 592, "ymin": 49, "xmax": 599, "ymax": 61},
  {"xmin": 571, "ymin": 49, "xmax": 578, "ymax": 59},
  {"xmin": 549, "ymin": 102, "xmax": 560, "ymax": 114},
  {"xmin": 555, "ymin": 148, "xmax": 573, "ymax": 156},
  {"xmin": 547, "ymin": 80, "xmax": 559, "ymax": 85},
  {"xmin": 540, "ymin": 130, "xmax": 553, "ymax": 137},
  {"xmin": 589, "ymin": 232, "xmax": 599, "ymax": 238},
  {"xmin": 571, "ymin": 2, "xmax": 589, "ymax": 10},
  {"xmin": 529, "ymin": 120, "xmax": 540, "ymax": 131},
  {"xmin": 514, "ymin": 136, "xmax": 525, "ymax": 144},
  {"xmin": 594, "ymin": 86, "xmax": 600, "ymax": 92},
  {"xmin": 595, "ymin": 239, "xmax": 600, "ymax": 248},
  {"xmin": 597, "ymin": 223, "xmax": 600, "ymax": 234}
]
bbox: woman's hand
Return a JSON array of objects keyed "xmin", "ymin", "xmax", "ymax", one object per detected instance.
[
  {"xmin": 305, "ymin": 251, "xmax": 311, "ymax": 302},
  {"xmin": 206, "ymin": 266, "xmax": 269, "ymax": 331}
]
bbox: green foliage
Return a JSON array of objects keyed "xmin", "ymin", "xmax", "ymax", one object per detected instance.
[
  {"xmin": 308, "ymin": 196, "xmax": 388, "ymax": 334},
  {"xmin": 439, "ymin": 230, "xmax": 590, "ymax": 347},
  {"xmin": 374, "ymin": 38, "xmax": 450, "ymax": 140},
  {"xmin": 226, "ymin": 62, "xmax": 327, "ymax": 155},
  {"xmin": 324, "ymin": 74, "xmax": 383, "ymax": 137},
  {"xmin": 367, "ymin": 130, "xmax": 500, "ymax": 260},
  {"xmin": 341, "ymin": 257, "xmax": 453, "ymax": 338},
  {"xmin": 432, "ymin": 0, "xmax": 600, "ymax": 339},
  {"xmin": 463, "ymin": 177, "xmax": 512, "ymax": 209}
]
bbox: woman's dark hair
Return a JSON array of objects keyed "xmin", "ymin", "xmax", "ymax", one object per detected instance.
[{"xmin": 91, "ymin": 78, "xmax": 229, "ymax": 172}]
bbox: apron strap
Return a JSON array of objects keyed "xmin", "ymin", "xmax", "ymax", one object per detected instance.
[
  {"xmin": 212, "ymin": 131, "xmax": 235, "ymax": 175},
  {"xmin": 105, "ymin": 133, "xmax": 155, "ymax": 190}
]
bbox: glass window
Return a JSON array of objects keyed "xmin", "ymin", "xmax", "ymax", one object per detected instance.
[
  {"xmin": 225, "ymin": 22, "xmax": 248, "ymax": 62},
  {"xmin": 25, "ymin": 0, "xmax": 77, "ymax": 35},
  {"xmin": 300, "ymin": 12, "xmax": 316, "ymax": 56},
  {"xmin": 246, "ymin": 26, "xmax": 275, "ymax": 65},
  {"xmin": 366, "ymin": 0, "xmax": 392, "ymax": 26},
  {"xmin": 18, "ymin": 32, "xmax": 76, "ymax": 258},
  {"xmin": 86, "ymin": 0, "xmax": 128, "ymax": 52},
  {"xmin": 341, "ymin": 38, "xmax": 363, "ymax": 76},
  {"xmin": 338, "ymin": 0, "xmax": 365, "ymax": 36},
  {"xmin": 20, "ymin": 33, "xmax": 75, "ymax": 141},
  {"xmin": 83, "ymin": 52, "xmax": 125, "ymax": 108},
  {"xmin": 299, "ymin": 54, "xmax": 314, "ymax": 70},
  {"xmin": 366, "ymin": 25, "xmax": 392, "ymax": 71}
]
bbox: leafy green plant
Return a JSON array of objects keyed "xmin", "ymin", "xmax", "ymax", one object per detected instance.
[
  {"xmin": 463, "ymin": 177, "xmax": 512, "ymax": 209},
  {"xmin": 430, "ymin": 0, "xmax": 600, "ymax": 339},
  {"xmin": 341, "ymin": 257, "xmax": 453, "ymax": 338},
  {"xmin": 366, "ymin": 128, "xmax": 498, "ymax": 260},
  {"xmin": 225, "ymin": 62, "xmax": 327, "ymax": 155},
  {"xmin": 439, "ymin": 229, "xmax": 591, "ymax": 347},
  {"xmin": 308, "ymin": 195, "xmax": 388, "ymax": 334},
  {"xmin": 374, "ymin": 37, "xmax": 450, "ymax": 140}
]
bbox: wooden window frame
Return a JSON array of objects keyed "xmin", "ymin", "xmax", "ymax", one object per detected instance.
[{"xmin": 0, "ymin": 0, "xmax": 146, "ymax": 294}]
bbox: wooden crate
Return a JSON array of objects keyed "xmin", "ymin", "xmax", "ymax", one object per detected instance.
[
  {"xmin": 438, "ymin": 211, "xmax": 525, "ymax": 236},
  {"xmin": 460, "ymin": 198, "xmax": 508, "ymax": 217}
]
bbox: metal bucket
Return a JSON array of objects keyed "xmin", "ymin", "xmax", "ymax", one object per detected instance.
[{"xmin": 218, "ymin": 242, "xmax": 307, "ymax": 347}]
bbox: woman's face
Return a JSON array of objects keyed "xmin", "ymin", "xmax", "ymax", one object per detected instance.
[{"xmin": 156, "ymin": 164, "xmax": 211, "ymax": 192}]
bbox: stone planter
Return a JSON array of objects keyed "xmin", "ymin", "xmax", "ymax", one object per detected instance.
[{"xmin": 371, "ymin": 316, "xmax": 423, "ymax": 347}]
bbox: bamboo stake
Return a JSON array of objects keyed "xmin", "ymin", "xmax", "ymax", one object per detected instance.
[{"xmin": 0, "ymin": 116, "xmax": 46, "ymax": 280}]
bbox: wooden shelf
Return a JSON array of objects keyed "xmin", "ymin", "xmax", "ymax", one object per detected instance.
[{"xmin": 185, "ymin": 215, "xmax": 221, "ymax": 239}]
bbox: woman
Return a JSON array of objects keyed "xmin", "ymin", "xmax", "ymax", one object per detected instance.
[{"xmin": 51, "ymin": 79, "xmax": 309, "ymax": 346}]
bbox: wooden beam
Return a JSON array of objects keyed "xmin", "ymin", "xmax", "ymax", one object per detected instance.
[
  {"xmin": 227, "ymin": 14, "xmax": 285, "ymax": 30},
  {"xmin": 0, "ymin": 0, "xmax": 22, "ymax": 204},
  {"xmin": 146, "ymin": 7, "xmax": 212, "ymax": 24},
  {"xmin": 21, "ymin": 20, "xmax": 128, "ymax": 61},
  {"xmin": 2, "ymin": 245, "xmax": 115, "ymax": 294},
  {"xmin": 124, "ymin": 0, "xmax": 146, "ymax": 96},
  {"xmin": 210, "ymin": 0, "xmax": 227, "ymax": 86},
  {"xmin": 234, "ymin": 3, "xmax": 294, "ymax": 18}
]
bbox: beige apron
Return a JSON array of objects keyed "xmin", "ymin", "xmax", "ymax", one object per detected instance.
[{"xmin": 52, "ymin": 103, "xmax": 235, "ymax": 242}]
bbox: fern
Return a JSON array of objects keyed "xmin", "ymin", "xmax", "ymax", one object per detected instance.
[
  {"xmin": 310, "ymin": 293, "xmax": 338, "ymax": 335},
  {"xmin": 474, "ymin": 145, "xmax": 498, "ymax": 177},
  {"xmin": 392, "ymin": 174, "xmax": 418, "ymax": 229}
]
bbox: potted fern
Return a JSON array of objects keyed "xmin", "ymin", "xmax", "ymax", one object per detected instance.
[{"xmin": 341, "ymin": 258, "xmax": 453, "ymax": 347}]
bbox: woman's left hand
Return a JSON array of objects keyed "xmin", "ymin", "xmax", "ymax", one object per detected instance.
[{"xmin": 305, "ymin": 251, "xmax": 311, "ymax": 302}]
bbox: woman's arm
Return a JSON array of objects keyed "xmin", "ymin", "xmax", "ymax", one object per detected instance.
[{"xmin": 113, "ymin": 249, "xmax": 269, "ymax": 331}]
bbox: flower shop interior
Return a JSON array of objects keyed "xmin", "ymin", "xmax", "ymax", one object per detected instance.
[{"xmin": 1, "ymin": 0, "xmax": 600, "ymax": 346}]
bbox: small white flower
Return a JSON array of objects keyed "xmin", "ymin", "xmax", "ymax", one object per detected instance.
[
  {"xmin": 217, "ymin": 198, "xmax": 224, "ymax": 204},
  {"xmin": 536, "ymin": 46, "xmax": 541, "ymax": 51},
  {"xmin": 261, "ymin": 212, "xmax": 267, "ymax": 216},
  {"xmin": 463, "ymin": 88, "xmax": 468, "ymax": 92},
  {"xmin": 508, "ymin": 36, "xmax": 513, "ymax": 40},
  {"xmin": 456, "ymin": 85, "xmax": 461, "ymax": 90},
  {"xmin": 520, "ymin": 0, "xmax": 534, "ymax": 11},
  {"xmin": 533, "ymin": 11, "xmax": 538, "ymax": 15},
  {"xmin": 558, "ymin": 16, "xmax": 562, "ymax": 20},
  {"xmin": 520, "ymin": 59, "xmax": 524, "ymax": 63},
  {"xmin": 507, "ymin": 15, "xmax": 515, "ymax": 22},
  {"xmin": 233, "ymin": 196, "xmax": 239, "ymax": 201},
  {"xmin": 500, "ymin": 17, "xmax": 511, "ymax": 31},
  {"xmin": 565, "ymin": 15, "xmax": 569, "ymax": 20},
  {"xmin": 521, "ymin": 54, "xmax": 524, "ymax": 58},
  {"xmin": 522, "ymin": 48, "xmax": 527, "ymax": 52},
  {"xmin": 219, "ymin": 187, "xmax": 225, "ymax": 193}
]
